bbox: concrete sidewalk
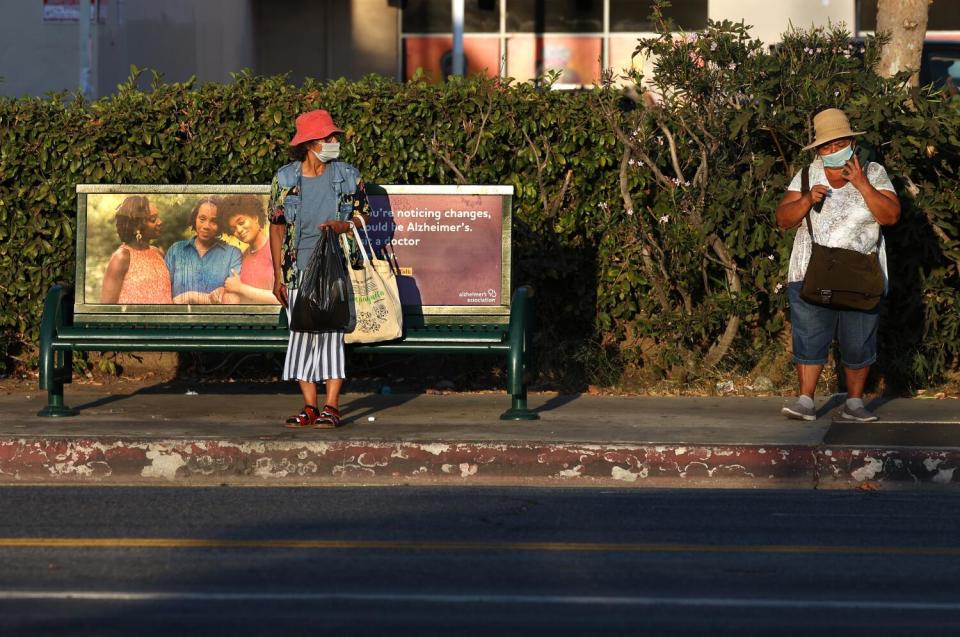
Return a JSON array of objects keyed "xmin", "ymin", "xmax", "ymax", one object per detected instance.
[{"xmin": 1, "ymin": 382, "xmax": 958, "ymax": 489}]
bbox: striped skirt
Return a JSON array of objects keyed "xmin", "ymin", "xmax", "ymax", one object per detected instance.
[{"xmin": 283, "ymin": 286, "xmax": 345, "ymax": 382}]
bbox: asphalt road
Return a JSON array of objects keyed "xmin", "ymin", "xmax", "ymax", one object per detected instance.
[{"xmin": 0, "ymin": 486, "xmax": 958, "ymax": 635}]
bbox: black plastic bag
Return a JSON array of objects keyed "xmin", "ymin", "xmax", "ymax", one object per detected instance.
[{"xmin": 290, "ymin": 227, "xmax": 351, "ymax": 332}]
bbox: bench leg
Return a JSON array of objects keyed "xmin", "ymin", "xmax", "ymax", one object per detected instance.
[
  {"xmin": 38, "ymin": 349, "xmax": 76, "ymax": 417},
  {"xmin": 38, "ymin": 388, "xmax": 76, "ymax": 418},
  {"xmin": 501, "ymin": 286, "xmax": 538, "ymax": 421},
  {"xmin": 38, "ymin": 285, "xmax": 77, "ymax": 417},
  {"xmin": 500, "ymin": 394, "xmax": 537, "ymax": 421},
  {"xmin": 501, "ymin": 341, "xmax": 537, "ymax": 419}
]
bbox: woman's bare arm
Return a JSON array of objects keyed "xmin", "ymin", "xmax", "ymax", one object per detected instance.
[{"xmin": 100, "ymin": 247, "xmax": 130, "ymax": 303}]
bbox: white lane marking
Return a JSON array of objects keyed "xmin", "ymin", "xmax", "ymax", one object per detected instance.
[{"xmin": 0, "ymin": 591, "xmax": 957, "ymax": 611}]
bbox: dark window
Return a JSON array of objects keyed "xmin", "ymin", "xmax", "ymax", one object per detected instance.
[
  {"xmin": 859, "ymin": 1, "xmax": 960, "ymax": 32},
  {"xmin": 610, "ymin": 0, "xmax": 707, "ymax": 32},
  {"xmin": 402, "ymin": 0, "xmax": 500, "ymax": 33},
  {"xmin": 506, "ymin": 0, "xmax": 603, "ymax": 33},
  {"xmin": 920, "ymin": 43, "xmax": 960, "ymax": 91}
]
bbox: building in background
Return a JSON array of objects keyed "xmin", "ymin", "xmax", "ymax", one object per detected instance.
[
  {"xmin": 0, "ymin": 0, "xmax": 399, "ymax": 97},
  {"xmin": 2, "ymin": 0, "xmax": 958, "ymax": 98}
]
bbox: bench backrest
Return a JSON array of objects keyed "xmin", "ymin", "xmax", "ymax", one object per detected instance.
[{"xmin": 73, "ymin": 184, "xmax": 514, "ymax": 328}]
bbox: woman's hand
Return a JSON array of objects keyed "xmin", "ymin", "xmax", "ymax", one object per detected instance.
[
  {"xmin": 318, "ymin": 220, "xmax": 353, "ymax": 235},
  {"xmin": 173, "ymin": 291, "xmax": 209, "ymax": 304},
  {"xmin": 273, "ymin": 278, "xmax": 288, "ymax": 309},
  {"xmin": 209, "ymin": 287, "xmax": 226, "ymax": 304},
  {"xmin": 840, "ymin": 155, "xmax": 869, "ymax": 191},
  {"xmin": 224, "ymin": 270, "xmax": 243, "ymax": 293},
  {"xmin": 807, "ymin": 184, "xmax": 830, "ymax": 206}
]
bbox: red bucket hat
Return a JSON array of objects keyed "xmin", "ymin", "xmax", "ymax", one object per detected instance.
[{"xmin": 288, "ymin": 109, "xmax": 343, "ymax": 146}]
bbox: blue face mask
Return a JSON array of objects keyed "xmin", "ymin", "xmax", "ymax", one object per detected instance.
[{"xmin": 821, "ymin": 144, "xmax": 854, "ymax": 168}]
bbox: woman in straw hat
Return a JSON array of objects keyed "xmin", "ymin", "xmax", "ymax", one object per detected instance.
[
  {"xmin": 268, "ymin": 109, "xmax": 371, "ymax": 429},
  {"xmin": 774, "ymin": 108, "xmax": 900, "ymax": 422}
]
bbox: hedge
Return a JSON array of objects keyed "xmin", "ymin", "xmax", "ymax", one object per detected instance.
[{"xmin": 0, "ymin": 20, "xmax": 957, "ymax": 390}]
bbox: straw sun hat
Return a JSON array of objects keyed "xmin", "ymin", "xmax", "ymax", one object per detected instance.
[{"xmin": 802, "ymin": 108, "xmax": 865, "ymax": 151}]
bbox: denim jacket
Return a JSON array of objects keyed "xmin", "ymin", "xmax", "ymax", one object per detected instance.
[{"xmin": 269, "ymin": 160, "xmax": 369, "ymax": 286}]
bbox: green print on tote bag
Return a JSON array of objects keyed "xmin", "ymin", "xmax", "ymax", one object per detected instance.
[{"xmin": 341, "ymin": 217, "xmax": 403, "ymax": 344}]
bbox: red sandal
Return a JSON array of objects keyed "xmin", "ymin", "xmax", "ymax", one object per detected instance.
[
  {"xmin": 285, "ymin": 405, "xmax": 320, "ymax": 428},
  {"xmin": 314, "ymin": 405, "xmax": 342, "ymax": 429}
]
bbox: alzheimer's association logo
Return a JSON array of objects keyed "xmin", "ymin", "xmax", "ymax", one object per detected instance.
[{"xmin": 458, "ymin": 288, "xmax": 499, "ymax": 304}]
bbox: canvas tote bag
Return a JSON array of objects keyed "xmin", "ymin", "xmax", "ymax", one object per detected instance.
[{"xmin": 341, "ymin": 217, "xmax": 403, "ymax": 344}]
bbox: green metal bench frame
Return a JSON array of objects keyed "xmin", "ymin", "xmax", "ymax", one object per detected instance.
[{"xmin": 37, "ymin": 283, "xmax": 538, "ymax": 421}]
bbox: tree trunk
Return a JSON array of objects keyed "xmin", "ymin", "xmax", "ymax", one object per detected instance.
[{"xmin": 876, "ymin": 0, "xmax": 931, "ymax": 86}]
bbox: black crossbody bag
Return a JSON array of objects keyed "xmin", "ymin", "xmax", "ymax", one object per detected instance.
[{"xmin": 798, "ymin": 165, "xmax": 884, "ymax": 312}]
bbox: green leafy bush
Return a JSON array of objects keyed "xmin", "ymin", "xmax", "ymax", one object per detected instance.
[
  {"xmin": 593, "ymin": 14, "xmax": 960, "ymax": 390},
  {"xmin": 0, "ymin": 17, "xmax": 958, "ymax": 391}
]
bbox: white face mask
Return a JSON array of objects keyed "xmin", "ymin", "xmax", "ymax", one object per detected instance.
[
  {"xmin": 311, "ymin": 142, "xmax": 340, "ymax": 163},
  {"xmin": 821, "ymin": 143, "xmax": 854, "ymax": 168}
]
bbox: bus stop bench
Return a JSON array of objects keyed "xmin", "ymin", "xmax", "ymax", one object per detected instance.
[{"xmin": 37, "ymin": 283, "xmax": 538, "ymax": 421}]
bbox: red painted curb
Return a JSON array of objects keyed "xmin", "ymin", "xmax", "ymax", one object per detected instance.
[{"xmin": 0, "ymin": 439, "xmax": 956, "ymax": 488}]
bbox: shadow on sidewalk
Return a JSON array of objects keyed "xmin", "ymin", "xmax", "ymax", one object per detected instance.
[
  {"xmin": 71, "ymin": 381, "xmax": 301, "ymax": 414},
  {"xmin": 533, "ymin": 393, "xmax": 580, "ymax": 414}
]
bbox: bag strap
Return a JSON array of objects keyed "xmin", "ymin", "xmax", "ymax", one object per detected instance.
[
  {"xmin": 343, "ymin": 223, "xmax": 370, "ymax": 264},
  {"xmin": 800, "ymin": 165, "xmax": 817, "ymax": 245},
  {"xmin": 353, "ymin": 214, "xmax": 374, "ymax": 247},
  {"xmin": 349, "ymin": 211, "xmax": 401, "ymax": 275}
]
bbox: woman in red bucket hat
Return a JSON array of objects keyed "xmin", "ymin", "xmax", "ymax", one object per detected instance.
[{"xmin": 268, "ymin": 109, "xmax": 372, "ymax": 429}]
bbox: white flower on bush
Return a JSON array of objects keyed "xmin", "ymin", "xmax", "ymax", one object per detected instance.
[
  {"xmin": 774, "ymin": 283, "xmax": 783, "ymax": 294},
  {"xmin": 659, "ymin": 214, "xmax": 670, "ymax": 224},
  {"xmin": 626, "ymin": 208, "xmax": 634, "ymax": 216},
  {"xmin": 767, "ymin": 254, "xmax": 775, "ymax": 261}
]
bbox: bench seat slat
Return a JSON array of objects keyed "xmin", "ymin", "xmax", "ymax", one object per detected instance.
[
  {"xmin": 52, "ymin": 328, "xmax": 508, "ymax": 352},
  {"xmin": 52, "ymin": 339, "xmax": 509, "ymax": 354},
  {"xmin": 58, "ymin": 327, "xmax": 284, "ymax": 341},
  {"xmin": 58, "ymin": 326, "xmax": 506, "ymax": 343}
]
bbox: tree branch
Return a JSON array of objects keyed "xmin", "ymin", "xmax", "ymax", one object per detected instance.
[
  {"xmin": 658, "ymin": 121, "xmax": 685, "ymax": 183},
  {"xmin": 427, "ymin": 134, "xmax": 467, "ymax": 184},
  {"xmin": 702, "ymin": 233, "xmax": 743, "ymax": 368},
  {"xmin": 619, "ymin": 147, "xmax": 672, "ymax": 312},
  {"xmin": 598, "ymin": 96, "xmax": 676, "ymax": 191}
]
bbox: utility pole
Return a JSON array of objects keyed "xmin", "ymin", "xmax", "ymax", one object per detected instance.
[
  {"xmin": 79, "ymin": 0, "xmax": 92, "ymax": 98},
  {"xmin": 452, "ymin": 0, "xmax": 465, "ymax": 76},
  {"xmin": 78, "ymin": 0, "xmax": 99, "ymax": 99}
]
